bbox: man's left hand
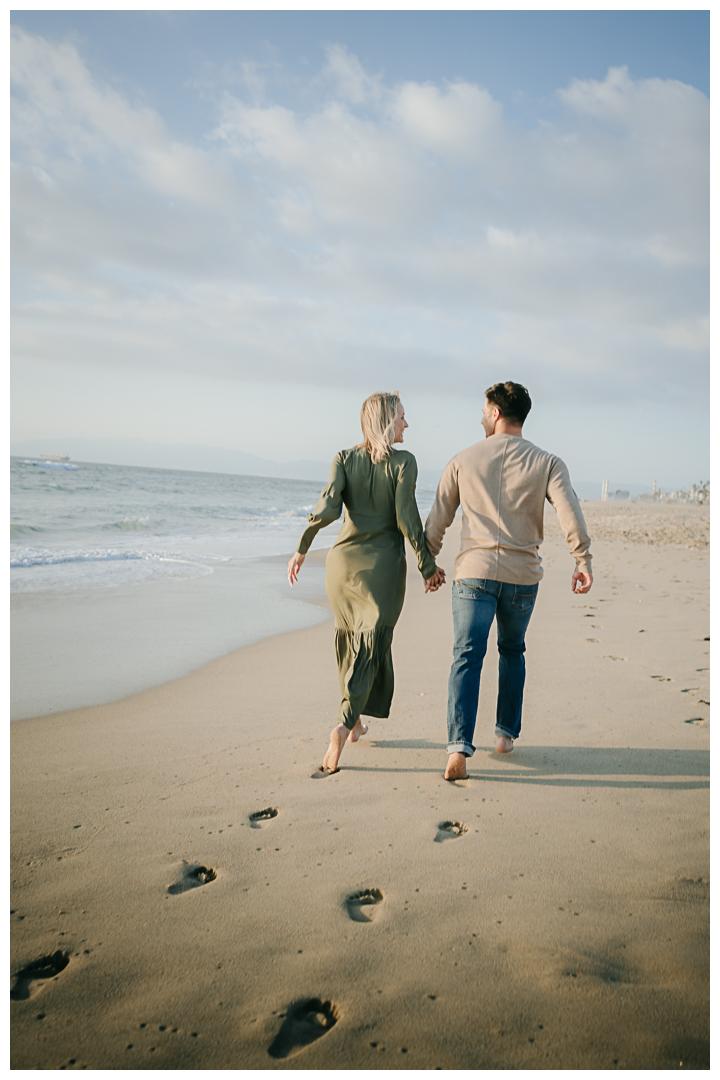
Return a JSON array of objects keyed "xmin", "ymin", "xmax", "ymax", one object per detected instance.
[
  {"xmin": 425, "ymin": 567, "xmax": 446, "ymax": 593},
  {"xmin": 572, "ymin": 570, "xmax": 593, "ymax": 594}
]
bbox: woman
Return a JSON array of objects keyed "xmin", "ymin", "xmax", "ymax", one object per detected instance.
[{"xmin": 288, "ymin": 391, "xmax": 445, "ymax": 775}]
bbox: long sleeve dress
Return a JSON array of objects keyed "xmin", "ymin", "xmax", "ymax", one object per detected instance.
[{"xmin": 297, "ymin": 446, "xmax": 437, "ymax": 729}]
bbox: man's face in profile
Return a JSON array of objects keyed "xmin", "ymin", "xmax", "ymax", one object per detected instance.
[{"xmin": 481, "ymin": 398, "xmax": 498, "ymax": 439}]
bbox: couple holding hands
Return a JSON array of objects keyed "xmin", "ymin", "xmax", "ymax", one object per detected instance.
[{"xmin": 287, "ymin": 382, "xmax": 593, "ymax": 781}]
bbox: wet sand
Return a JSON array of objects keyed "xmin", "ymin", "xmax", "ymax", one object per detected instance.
[
  {"xmin": 11, "ymin": 504, "xmax": 709, "ymax": 1069},
  {"xmin": 10, "ymin": 559, "xmax": 331, "ymax": 721}
]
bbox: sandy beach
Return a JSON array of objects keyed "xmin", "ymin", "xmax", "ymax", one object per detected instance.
[{"xmin": 10, "ymin": 502, "xmax": 709, "ymax": 1069}]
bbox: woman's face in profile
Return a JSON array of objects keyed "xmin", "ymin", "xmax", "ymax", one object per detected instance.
[{"xmin": 394, "ymin": 401, "xmax": 408, "ymax": 444}]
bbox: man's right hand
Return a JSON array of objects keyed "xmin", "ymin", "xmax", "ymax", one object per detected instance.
[{"xmin": 572, "ymin": 570, "xmax": 593, "ymax": 594}]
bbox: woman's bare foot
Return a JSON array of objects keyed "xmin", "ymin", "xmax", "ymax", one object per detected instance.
[
  {"xmin": 444, "ymin": 752, "xmax": 468, "ymax": 781},
  {"xmin": 495, "ymin": 736, "xmax": 514, "ymax": 753},
  {"xmin": 321, "ymin": 724, "xmax": 350, "ymax": 772},
  {"xmin": 348, "ymin": 719, "xmax": 368, "ymax": 743}
]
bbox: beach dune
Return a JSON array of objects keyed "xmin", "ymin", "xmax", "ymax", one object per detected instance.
[{"xmin": 11, "ymin": 506, "xmax": 709, "ymax": 1069}]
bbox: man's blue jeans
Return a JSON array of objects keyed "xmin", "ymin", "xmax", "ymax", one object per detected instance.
[{"xmin": 447, "ymin": 578, "xmax": 538, "ymax": 757}]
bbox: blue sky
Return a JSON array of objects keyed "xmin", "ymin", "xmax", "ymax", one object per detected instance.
[{"xmin": 10, "ymin": 10, "xmax": 709, "ymax": 488}]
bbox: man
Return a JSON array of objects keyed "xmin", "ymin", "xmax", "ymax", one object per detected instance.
[{"xmin": 424, "ymin": 381, "xmax": 592, "ymax": 781}]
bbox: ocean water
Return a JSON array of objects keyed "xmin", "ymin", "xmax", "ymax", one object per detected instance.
[
  {"xmin": 10, "ymin": 457, "xmax": 437, "ymax": 720},
  {"xmin": 11, "ymin": 457, "xmax": 336, "ymax": 593}
]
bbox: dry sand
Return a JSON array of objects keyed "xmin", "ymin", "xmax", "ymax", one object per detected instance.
[{"xmin": 11, "ymin": 504, "xmax": 709, "ymax": 1069}]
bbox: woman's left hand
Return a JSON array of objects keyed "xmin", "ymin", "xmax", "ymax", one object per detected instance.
[{"xmin": 288, "ymin": 552, "xmax": 305, "ymax": 586}]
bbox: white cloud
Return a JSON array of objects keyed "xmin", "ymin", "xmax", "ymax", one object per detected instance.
[
  {"xmin": 11, "ymin": 30, "xmax": 708, "ymax": 416},
  {"xmin": 11, "ymin": 27, "xmax": 239, "ymax": 207},
  {"xmin": 214, "ymin": 95, "xmax": 434, "ymax": 233},
  {"xmin": 558, "ymin": 64, "xmax": 705, "ymax": 133},
  {"xmin": 390, "ymin": 79, "xmax": 503, "ymax": 163},
  {"xmin": 322, "ymin": 43, "xmax": 382, "ymax": 106}
]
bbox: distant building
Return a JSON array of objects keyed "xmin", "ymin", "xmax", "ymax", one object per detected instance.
[{"xmin": 657, "ymin": 483, "xmax": 709, "ymax": 505}]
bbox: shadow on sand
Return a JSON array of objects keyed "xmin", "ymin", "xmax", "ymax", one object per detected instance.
[{"xmin": 348, "ymin": 745, "xmax": 709, "ymax": 790}]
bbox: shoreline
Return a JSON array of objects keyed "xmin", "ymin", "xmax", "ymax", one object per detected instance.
[
  {"xmin": 11, "ymin": 507, "xmax": 709, "ymax": 1068},
  {"xmin": 11, "ymin": 501, "xmax": 708, "ymax": 724},
  {"xmin": 10, "ymin": 545, "xmax": 333, "ymax": 723}
]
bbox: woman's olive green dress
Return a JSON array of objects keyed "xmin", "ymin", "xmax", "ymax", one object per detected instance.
[{"xmin": 297, "ymin": 446, "xmax": 437, "ymax": 729}]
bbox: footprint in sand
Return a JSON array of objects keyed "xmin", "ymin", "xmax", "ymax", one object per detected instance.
[
  {"xmin": 345, "ymin": 888, "xmax": 385, "ymax": 923},
  {"xmin": 651, "ymin": 675, "xmax": 673, "ymax": 681},
  {"xmin": 561, "ymin": 950, "xmax": 632, "ymax": 987},
  {"xmin": 435, "ymin": 820, "xmax": 468, "ymax": 843},
  {"xmin": 658, "ymin": 877, "xmax": 709, "ymax": 902},
  {"xmin": 11, "ymin": 951, "xmax": 69, "ymax": 1000},
  {"xmin": 249, "ymin": 807, "xmax": 278, "ymax": 829},
  {"xmin": 685, "ymin": 718, "xmax": 708, "ymax": 727},
  {"xmin": 267, "ymin": 998, "xmax": 339, "ymax": 1059},
  {"xmin": 167, "ymin": 862, "xmax": 217, "ymax": 895}
]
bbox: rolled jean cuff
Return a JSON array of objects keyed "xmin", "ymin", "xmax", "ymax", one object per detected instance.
[
  {"xmin": 495, "ymin": 725, "xmax": 516, "ymax": 740},
  {"xmin": 447, "ymin": 742, "xmax": 475, "ymax": 758}
]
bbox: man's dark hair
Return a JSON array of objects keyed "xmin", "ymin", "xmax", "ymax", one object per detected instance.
[{"xmin": 485, "ymin": 381, "xmax": 532, "ymax": 425}]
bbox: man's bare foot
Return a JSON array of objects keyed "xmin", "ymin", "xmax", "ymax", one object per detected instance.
[
  {"xmin": 322, "ymin": 724, "xmax": 350, "ymax": 772},
  {"xmin": 495, "ymin": 736, "xmax": 514, "ymax": 754},
  {"xmin": 348, "ymin": 719, "xmax": 368, "ymax": 743},
  {"xmin": 444, "ymin": 752, "xmax": 468, "ymax": 781}
]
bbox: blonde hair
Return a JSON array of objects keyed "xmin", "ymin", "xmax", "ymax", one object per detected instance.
[{"xmin": 359, "ymin": 391, "xmax": 401, "ymax": 464}]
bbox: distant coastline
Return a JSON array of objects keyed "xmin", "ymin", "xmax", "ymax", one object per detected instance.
[{"xmin": 10, "ymin": 447, "xmax": 663, "ymax": 502}]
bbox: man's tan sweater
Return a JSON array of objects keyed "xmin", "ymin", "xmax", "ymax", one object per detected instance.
[{"xmin": 424, "ymin": 434, "xmax": 592, "ymax": 585}]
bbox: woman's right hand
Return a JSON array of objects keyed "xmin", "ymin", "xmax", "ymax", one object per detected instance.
[{"xmin": 288, "ymin": 551, "xmax": 305, "ymax": 587}]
